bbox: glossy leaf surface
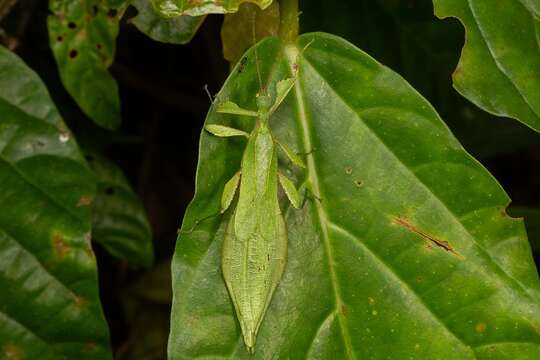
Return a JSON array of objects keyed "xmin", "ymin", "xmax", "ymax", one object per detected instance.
[
  {"xmin": 131, "ymin": 0, "xmax": 204, "ymax": 44},
  {"xmin": 151, "ymin": 0, "xmax": 272, "ymax": 17},
  {"xmin": 169, "ymin": 33, "xmax": 540, "ymax": 359},
  {"xmin": 88, "ymin": 153, "xmax": 153, "ymax": 268},
  {"xmin": 48, "ymin": 0, "xmax": 125, "ymax": 129},
  {"xmin": 0, "ymin": 46, "xmax": 111, "ymax": 359},
  {"xmin": 433, "ymin": 0, "xmax": 540, "ymax": 132}
]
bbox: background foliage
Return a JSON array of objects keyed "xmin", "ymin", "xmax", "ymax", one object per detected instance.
[{"xmin": 0, "ymin": 0, "xmax": 538, "ymax": 358}]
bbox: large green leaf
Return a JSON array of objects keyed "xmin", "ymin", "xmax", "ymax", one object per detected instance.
[
  {"xmin": 130, "ymin": 0, "xmax": 205, "ymax": 44},
  {"xmin": 87, "ymin": 153, "xmax": 153, "ymax": 268},
  {"xmin": 0, "ymin": 46, "xmax": 111, "ymax": 358},
  {"xmin": 151, "ymin": 0, "xmax": 272, "ymax": 17},
  {"xmin": 168, "ymin": 34, "xmax": 540, "ymax": 359},
  {"xmin": 509, "ymin": 207, "xmax": 540, "ymax": 254},
  {"xmin": 433, "ymin": 0, "xmax": 540, "ymax": 132},
  {"xmin": 48, "ymin": 0, "xmax": 126, "ymax": 130}
]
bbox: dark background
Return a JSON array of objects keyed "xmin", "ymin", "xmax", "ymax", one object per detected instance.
[{"xmin": 3, "ymin": 0, "xmax": 539, "ymax": 358}]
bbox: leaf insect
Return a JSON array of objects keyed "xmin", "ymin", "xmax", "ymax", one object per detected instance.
[{"xmin": 204, "ymin": 44, "xmax": 305, "ymax": 353}]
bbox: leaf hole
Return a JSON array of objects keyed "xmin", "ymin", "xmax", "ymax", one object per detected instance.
[
  {"xmin": 56, "ymin": 35, "xmax": 63, "ymax": 42},
  {"xmin": 107, "ymin": 9, "xmax": 118, "ymax": 18},
  {"xmin": 69, "ymin": 49, "xmax": 78, "ymax": 59},
  {"xmin": 105, "ymin": 187, "xmax": 115, "ymax": 195},
  {"xmin": 354, "ymin": 179, "xmax": 363, "ymax": 187},
  {"xmin": 68, "ymin": 21, "xmax": 77, "ymax": 29},
  {"xmin": 92, "ymin": 5, "xmax": 99, "ymax": 16}
]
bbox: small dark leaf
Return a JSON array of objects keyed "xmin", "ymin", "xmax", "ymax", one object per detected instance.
[
  {"xmin": 89, "ymin": 153, "xmax": 154, "ymax": 268},
  {"xmin": 48, "ymin": 0, "xmax": 127, "ymax": 129},
  {"xmin": 221, "ymin": 2, "xmax": 280, "ymax": 66}
]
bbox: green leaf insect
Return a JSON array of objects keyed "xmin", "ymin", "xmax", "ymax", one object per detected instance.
[{"xmin": 205, "ymin": 70, "xmax": 304, "ymax": 353}]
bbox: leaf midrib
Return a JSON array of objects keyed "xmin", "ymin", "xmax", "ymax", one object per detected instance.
[
  {"xmin": 0, "ymin": 227, "xmax": 80, "ymax": 356},
  {"xmin": 285, "ymin": 44, "xmax": 358, "ymax": 360},
  {"xmin": 291, "ymin": 36, "xmax": 540, "ymax": 357}
]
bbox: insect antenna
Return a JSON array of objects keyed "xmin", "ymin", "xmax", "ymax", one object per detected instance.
[{"xmin": 251, "ymin": 12, "xmax": 264, "ymax": 95}]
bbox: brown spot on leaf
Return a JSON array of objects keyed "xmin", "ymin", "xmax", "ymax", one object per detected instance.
[
  {"xmin": 77, "ymin": 29, "xmax": 88, "ymax": 40},
  {"xmin": 73, "ymin": 294, "xmax": 87, "ymax": 307},
  {"xmin": 341, "ymin": 304, "xmax": 347, "ymax": 317},
  {"xmin": 56, "ymin": 35, "xmax": 63, "ymax": 42},
  {"xmin": 83, "ymin": 342, "xmax": 97, "ymax": 353},
  {"xmin": 96, "ymin": 43, "xmax": 102, "ymax": 50},
  {"xmin": 52, "ymin": 233, "xmax": 70, "ymax": 258},
  {"xmin": 476, "ymin": 323, "xmax": 486, "ymax": 333},
  {"xmin": 392, "ymin": 217, "xmax": 462, "ymax": 258},
  {"xmin": 3, "ymin": 344, "xmax": 22, "ymax": 360},
  {"xmin": 105, "ymin": 187, "xmax": 115, "ymax": 195},
  {"xmin": 107, "ymin": 9, "xmax": 118, "ymax": 18},
  {"xmin": 344, "ymin": 166, "xmax": 353, "ymax": 175},
  {"xmin": 77, "ymin": 196, "xmax": 94, "ymax": 207},
  {"xmin": 68, "ymin": 21, "xmax": 77, "ymax": 29},
  {"xmin": 69, "ymin": 49, "xmax": 78, "ymax": 59},
  {"xmin": 354, "ymin": 179, "xmax": 363, "ymax": 188}
]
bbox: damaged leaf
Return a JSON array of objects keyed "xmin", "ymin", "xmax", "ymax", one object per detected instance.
[{"xmin": 169, "ymin": 34, "xmax": 540, "ymax": 359}]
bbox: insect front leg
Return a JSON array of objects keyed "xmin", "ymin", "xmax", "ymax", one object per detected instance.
[
  {"xmin": 216, "ymin": 101, "xmax": 258, "ymax": 117},
  {"xmin": 205, "ymin": 124, "xmax": 250, "ymax": 138},
  {"xmin": 206, "ymin": 100, "xmax": 259, "ymax": 138}
]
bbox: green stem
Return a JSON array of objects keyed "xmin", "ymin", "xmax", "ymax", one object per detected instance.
[{"xmin": 279, "ymin": 0, "xmax": 299, "ymax": 43}]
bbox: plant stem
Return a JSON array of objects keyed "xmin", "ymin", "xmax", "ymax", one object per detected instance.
[{"xmin": 279, "ymin": 0, "xmax": 299, "ymax": 43}]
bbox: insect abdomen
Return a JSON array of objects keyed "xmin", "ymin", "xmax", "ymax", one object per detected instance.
[{"xmin": 221, "ymin": 129, "xmax": 287, "ymax": 352}]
